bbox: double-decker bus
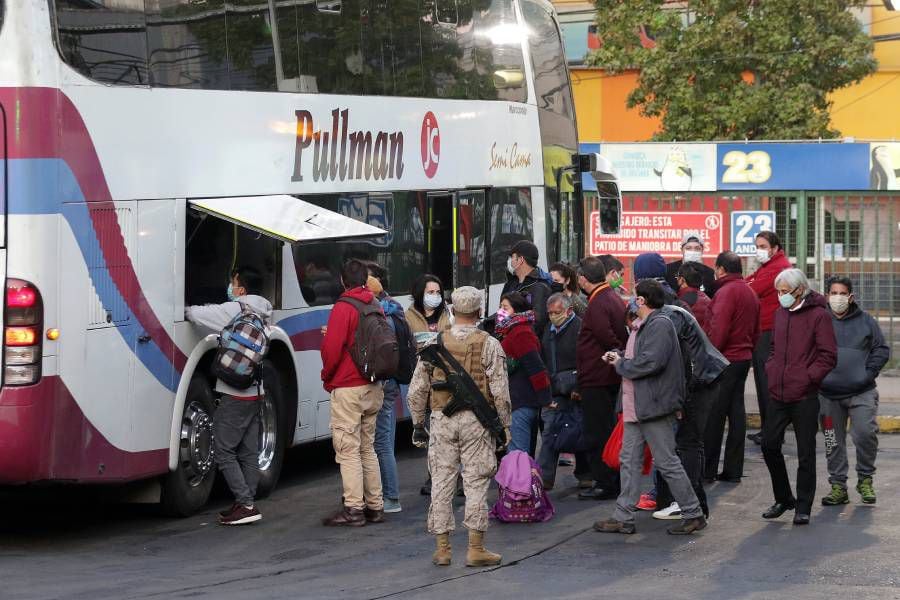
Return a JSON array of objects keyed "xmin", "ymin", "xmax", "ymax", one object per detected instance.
[{"xmin": 0, "ymin": 0, "xmax": 619, "ymax": 514}]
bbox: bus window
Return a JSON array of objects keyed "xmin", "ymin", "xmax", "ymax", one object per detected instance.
[
  {"xmin": 489, "ymin": 187, "xmax": 534, "ymax": 285},
  {"xmin": 54, "ymin": 0, "xmax": 149, "ymax": 85},
  {"xmin": 426, "ymin": 193, "xmax": 454, "ymax": 291},
  {"xmin": 455, "ymin": 190, "xmax": 487, "ymax": 290},
  {"xmin": 147, "ymin": 0, "xmax": 230, "ymax": 89},
  {"xmin": 185, "ymin": 211, "xmax": 281, "ymax": 306},
  {"xmin": 225, "ymin": 0, "xmax": 277, "ymax": 91}
]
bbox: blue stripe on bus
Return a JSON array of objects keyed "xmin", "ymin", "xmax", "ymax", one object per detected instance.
[{"xmin": 7, "ymin": 158, "xmax": 180, "ymax": 392}]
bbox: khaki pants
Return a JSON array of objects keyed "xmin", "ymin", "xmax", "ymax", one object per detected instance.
[{"xmin": 330, "ymin": 384, "xmax": 384, "ymax": 511}]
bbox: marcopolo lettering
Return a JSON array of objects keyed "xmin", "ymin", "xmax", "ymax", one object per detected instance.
[{"xmin": 292, "ymin": 109, "xmax": 405, "ymax": 183}]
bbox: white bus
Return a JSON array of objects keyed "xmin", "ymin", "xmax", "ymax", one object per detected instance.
[{"xmin": 0, "ymin": 0, "xmax": 619, "ymax": 514}]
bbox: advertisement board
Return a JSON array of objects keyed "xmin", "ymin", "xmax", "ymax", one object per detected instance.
[
  {"xmin": 590, "ymin": 143, "xmax": 717, "ymax": 192},
  {"xmin": 590, "ymin": 211, "xmax": 723, "ymax": 258},
  {"xmin": 870, "ymin": 143, "xmax": 900, "ymax": 190}
]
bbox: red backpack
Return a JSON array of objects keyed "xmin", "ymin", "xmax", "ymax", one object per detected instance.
[{"xmin": 337, "ymin": 297, "xmax": 399, "ymax": 382}]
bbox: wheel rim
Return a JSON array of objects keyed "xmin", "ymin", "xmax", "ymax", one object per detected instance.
[
  {"xmin": 258, "ymin": 394, "xmax": 277, "ymax": 471},
  {"xmin": 179, "ymin": 400, "xmax": 214, "ymax": 487}
]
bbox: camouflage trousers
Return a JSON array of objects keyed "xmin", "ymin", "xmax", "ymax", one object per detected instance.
[{"xmin": 427, "ymin": 410, "xmax": 497, "ymax": 534}]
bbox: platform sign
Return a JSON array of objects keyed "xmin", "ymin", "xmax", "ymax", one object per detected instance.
[
  {"xmin": 590, "ymin": 211, "xmax": 723, "ymax": 258},
  {"xmin": 731, "ymin": 211, "xmax": 776, "ymax": 256}
]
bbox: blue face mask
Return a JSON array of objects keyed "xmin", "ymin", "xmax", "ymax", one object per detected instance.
[{"xmin": 227, "ymin": 283, "xmax": 237, "ymax": 302}]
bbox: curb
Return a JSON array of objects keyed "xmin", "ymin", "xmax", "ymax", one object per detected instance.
[{"xmin": 746, "ymin": 413, "xmax": 900, "ymax": 433}]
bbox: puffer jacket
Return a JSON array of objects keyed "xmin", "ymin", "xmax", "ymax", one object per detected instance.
[
  {"xmin": 820, "ymin": 303, "xmax": 890, "ymax": 400},
  {"xmin": 658, "ymin": 304, "xmax": 729, "ymax": 388},
  {"xmin": 766, "ymin": 292, "xmax": 838, "ymax": 403},
  {"xmin": 615, "ymin": 310, "xmax": 685, "ymax": 422}
]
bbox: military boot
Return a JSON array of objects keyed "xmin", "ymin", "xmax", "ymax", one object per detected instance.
[
  {"xmin": 432, "ymin": 533, "xmax": 452, "ymax": 566},
  {"xmin": 466, "ymin": 530, "xmax": 502, "ymax": 567}
]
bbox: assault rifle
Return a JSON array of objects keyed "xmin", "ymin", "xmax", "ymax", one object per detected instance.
[{"xmin": 419, "ymin": 335, "xmax": 507, "ymax": 447}]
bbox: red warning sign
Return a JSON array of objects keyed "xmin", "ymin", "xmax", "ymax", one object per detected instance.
[{"xmin": 590, "ymin": 211, "xmax": 724, "ymax": 258}]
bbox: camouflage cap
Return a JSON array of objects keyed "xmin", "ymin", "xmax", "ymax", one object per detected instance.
[{"xmin": 450, "ymin": 286, "xmax": 483, "ymax": 314}]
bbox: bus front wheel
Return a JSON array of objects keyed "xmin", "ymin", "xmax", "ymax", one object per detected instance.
[{"xmin": 160, "ymin": 376, "xmax": 217, "ymax": 517}]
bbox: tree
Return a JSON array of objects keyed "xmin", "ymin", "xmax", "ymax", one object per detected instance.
[{"xmin": 587, "ymin": 0, "xmax": 878, "ymax": 140}]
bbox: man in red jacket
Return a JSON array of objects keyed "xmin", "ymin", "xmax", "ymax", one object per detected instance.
[
  {"xmin": 676, "ymin": 261, "xmax": 712, "ymax": 329},
  {"xmin": 745, "ymin": 231, "xmax": 792, "ymax": 443},
  {"xmin": 575, "ymin": 256, "xmax": 628, "ymax": 500},
  {"xmin": 702, "ymin": 252, "xmax": 760, "ymax": 483},
  {"xmin": 320, "ymin": 259, "xmax": 385, "ymax": 527}
]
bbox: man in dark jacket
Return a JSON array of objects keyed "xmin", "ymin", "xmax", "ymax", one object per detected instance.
[
  {"xmin": 819, "ymin": 276, "xmax": 889, "ymax": 507},
  {"xmin": 501, "ymin": 240, "xmax": 552, "ymax": 337},
  {"xmin": 538, "ymin": 293, "xmax": 590, "ymax": 489},
  {"xmin": 575, "ymin": 256, "xmax": 628, "ymax": 500},
  {"xmin": 634, "ymin": 253, "xmax": 728, "ymax": 519},
  {"xmin": 762, "ymin": 269, "xmax": 837, "ymax": 526},
  {"xmin": 665, "ymin": 233, "xmax": 717, "ymax": 298},
  {"xmin": 594, "ymin": 279, "xmax": 706, "ymax": 536},
  {"xmin": 702, "ymin": 252, "xmax": 760, "ymax": 483}
]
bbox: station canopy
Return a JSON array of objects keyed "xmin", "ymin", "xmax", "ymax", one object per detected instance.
[{"xmin": 188, "ymin": 195, "xmax": 387, "ymax": 244}]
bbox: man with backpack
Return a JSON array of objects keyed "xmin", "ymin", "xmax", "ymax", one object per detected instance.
[
  {"xmin": 320, "ymin": 259, "xmax": 396, "ymax": 527},
  {"xmin": 502, "ymin": 240, "xmax": 553, "ymax": 337},
  {"xmin": 407, "ymin": 286, "xmax": 512, "ymax": 567},
  {"xmin": 363, "ymin": 261, "xmax": 417, "ymax": 514},
  {"xmin": 185, "ymin": 266, "xmax": 272, "ymax": 526}
]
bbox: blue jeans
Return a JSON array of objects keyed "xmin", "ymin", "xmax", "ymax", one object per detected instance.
[
  {"xmin": 375, "ymin": 380, "xmax": 400, "ymax": 500},
  {"xmin": 509, "ymin": 406, "xmax": 541, "ymax": 456}
]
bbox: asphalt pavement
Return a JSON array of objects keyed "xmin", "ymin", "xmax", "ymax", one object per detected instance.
[{"xmin": 2, "ymin": 427, "xmax": 900, "ymax": 600}]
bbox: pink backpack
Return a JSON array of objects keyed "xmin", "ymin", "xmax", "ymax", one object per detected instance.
[{"xmin": 490, "ymin": 451, "xmax": 555, "ymax": 523}]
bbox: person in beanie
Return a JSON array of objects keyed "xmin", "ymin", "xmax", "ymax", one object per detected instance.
[
  {"xmin": 819, "ymin": 276, "xmax": 889, "ymax": 506},
  {"xmin": 762, "ymin": 269, "xmax": 836, "ymax": 526},
  {"xmin": 665, "ymin": 233, "xmax": 717, "ymax": 298},
  {"xmin": 407, "ymin": 286, "xmax": 512, "ymax": 567},
  {"xmin": 634, "ymin": 253, "xmax": 685, "ymax": 307},
  {"xmin": 502, "ymin": 239, "xmax": 553, "ymax": 337}
]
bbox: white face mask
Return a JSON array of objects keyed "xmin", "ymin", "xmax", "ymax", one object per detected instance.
[
  {"xmin": 683, "ymin": 250, "xmax": 702, "ymax": 263},
  {"xmin": 506, "ymin": 256, "xmax": 518, "ymax": 275},
  {"xmin": 756, "ymin": 248, "xmax": 771, "ymax": 264},
  {"xmin": 829, "ymin": 295, "xmax": 850, "ymax": 314},
  {"xmin": 423, "ymin": 292, "xmax": 443, "ymax": 309}
]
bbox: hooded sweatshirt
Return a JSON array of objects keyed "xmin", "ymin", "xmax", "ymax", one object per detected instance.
[
  {"xmin": 819, "ymin": 303, "xmax": 890, "ymax": 400},
  {"xmin": 765, "ymin": 292, "xmax": 838, "ymax": 403},
  {"xmin": 320, "ymin": 286, "xmax": 378, "ymax": 392},
  {"xmin": 186, "ymin": 294, "xmax": 274, "ymax": 399}
]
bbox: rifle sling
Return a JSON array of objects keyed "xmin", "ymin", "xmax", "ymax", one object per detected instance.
[{"xmin": 435, "ymin": 333, "xmax": 497, "ymax": 416}]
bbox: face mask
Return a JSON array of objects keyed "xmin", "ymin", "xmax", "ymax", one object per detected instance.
[
  {"xmin": 423, "ymin": 292, "xmax": 443, "ymax": 310},
  {"xmin": 226, "ymin": 283, "xmax": 237, "ymax": 302},
  {"xmin": 756, "ymin": 249, "xmax": 771, "ymax": 264},
  {"xmin": 683, "ymin": 250, "xmax": 702, "ymax": 263},
  {"xmin": 506, "ymin": 256, "xmax": 518, "ymax": 275},
  {"xmin": 549, "ymin": 312, "xmax": 569, "ymax": 328},
  {"xmin": 610, "ymin": 275, "xmax": 624, "ymax": 289},
  {"xmin": 778, "ymin": 291, "xmax": 797, "ymax": 309},
  {"xmin": 496, "ymin": 308, "xmax": 511, "ymax": 323},
  {"xmin": 829, "ymin": 295, "xmax": 850, "ymax": 314}
]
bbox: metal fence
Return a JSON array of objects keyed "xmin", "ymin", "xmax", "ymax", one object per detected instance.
[{"xmin": 611, "ymin": 192, "xmax": 900, "ymax": 360}]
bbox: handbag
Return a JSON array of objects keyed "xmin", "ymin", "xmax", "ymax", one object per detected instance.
[
  {"xmin": 547, "ymin": 333, "xmax": 578, "ymax": 397},
  {"xmin": 548, "ymin": 407, "xmax": 587, "ymax": 453}
]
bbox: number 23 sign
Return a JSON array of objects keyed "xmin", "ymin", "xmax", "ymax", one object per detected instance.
[{"xmin": 731, "ymin": 211, "xmax": 776, "ymax": 256}]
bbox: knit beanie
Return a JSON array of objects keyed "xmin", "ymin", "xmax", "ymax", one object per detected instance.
[{"xmin": 633, "ymin": 253, "xmax": 667, "ymax": 281}]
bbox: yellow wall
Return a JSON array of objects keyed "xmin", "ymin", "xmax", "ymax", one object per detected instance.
[{"xmin": 566, "ymin": 4, "xmax": 900, "ymax": 142}]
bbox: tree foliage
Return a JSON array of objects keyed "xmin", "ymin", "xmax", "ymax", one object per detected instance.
[{"xmin": 587, "ymin": 0, "xmax": 877, "ymax": 140}]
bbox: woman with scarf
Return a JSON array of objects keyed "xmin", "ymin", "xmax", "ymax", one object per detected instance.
[{"xmin": 495, "ymin": 292, "xmax": 553, "ymax": 456}]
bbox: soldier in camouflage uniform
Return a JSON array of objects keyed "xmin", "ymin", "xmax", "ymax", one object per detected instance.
[{"xmin": 407, "ymin": 286, "xmax": 512, "ymax": 567}]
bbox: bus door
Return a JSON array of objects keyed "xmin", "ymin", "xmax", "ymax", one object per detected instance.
[
  {"xmin": 0, "ymin": 101, "xmax": 6, "ymax": 348},
  {"xmin": 453, "ymin": 190, "xmax": 488, "ymax": 305},
  {"xmin": 425, "ymin": 192, "xmax": 454, "ymax": 290}
]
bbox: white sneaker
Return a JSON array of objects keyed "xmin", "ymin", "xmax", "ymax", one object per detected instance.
[
  {"xmin": 383, "ymin": 498, "xmax": 402, "ymax": 513},
  {"xmin": 652, "ymin": 502, "xmax": 682, "ymax": 520}
]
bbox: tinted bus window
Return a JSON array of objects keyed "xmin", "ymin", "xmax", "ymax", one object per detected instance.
[
  {"xmin": 521, "ymin": 0, "xmax": 573, "ymax": 117},
  {"xmin": 55, "ymin": 0, "xmax": 149, "ymax": 85},
  {"xmin": 226, "ymin": 0, "xmax": 277, "ymax": 91},
  {"xmin": 489, "ymin": 188, "xmax": 534, "ymax": 285},
  {"xmin": 146, "ymin": 0, "xmax": 230, "ymax": 89}
]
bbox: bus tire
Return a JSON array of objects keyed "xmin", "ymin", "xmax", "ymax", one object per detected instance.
[
  {"xmin": 161, "ymin": 376, "xmax": 217, "ymax": 517},
  {"xmin": 255, "ymin": 359, "xmax": 287, "ymax": 499}
]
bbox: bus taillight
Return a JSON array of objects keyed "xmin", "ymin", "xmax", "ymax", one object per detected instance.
[{"xmin": 4, "ymin": 279, "xmax": 43, "ymax": 386}]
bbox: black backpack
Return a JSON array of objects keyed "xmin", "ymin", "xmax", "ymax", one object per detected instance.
[
  {"xmin": 390, "ymin": 312, "xmax": 417, "ymax": 385},
  {"xmin": 337, "ymin": 297, "xmax": 399, "ymax": 382}
]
